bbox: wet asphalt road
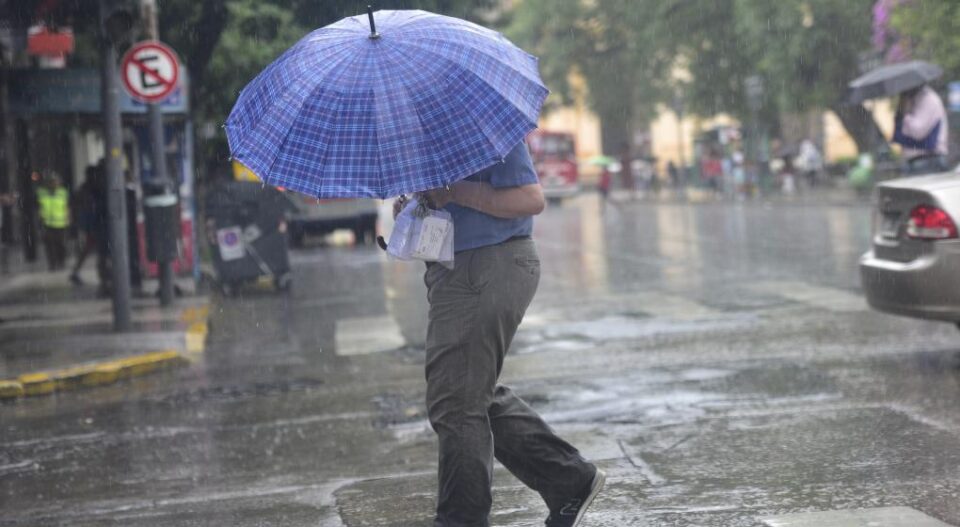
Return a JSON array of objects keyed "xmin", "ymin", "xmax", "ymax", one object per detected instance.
[{"xmin": 3, "ymin": 194, "xmax": 960, "ymax": 526}]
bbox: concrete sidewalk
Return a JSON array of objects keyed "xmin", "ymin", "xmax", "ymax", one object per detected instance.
[{"xmin": 0, "ymin": 265, "xmax": 210, "ymax": 399}]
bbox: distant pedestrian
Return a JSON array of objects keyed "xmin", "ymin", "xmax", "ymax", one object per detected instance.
[
  {"xmin": 893, "ymin": 84, "xmax": 949, "ymax": 175},
  {"xmin": 667, "ymin": 160, "xmax": 679, "ymax": 189},
  {"xmin": 732, "ymin": 150, "xmax": 747, "ymax": 199},
  {"xmin": 89, "ymin": 163, "xmax": 112, "ymax": 296},
  {"xmin": 0, "ymin": 191, "xmax": 15, "ymax": 274},
  {"xmin": 701, "ymin": 149, "xmax": 723, "ymax": 195},
  {"xmin": 37, "ymin": 172, "xmax": 70, "ymax": 271},
  {"xmin": 69, "ymin": 166, "xmax": 98, "ymax": 285},
  {"xmin": 796, "ymin": 139, "xmax": 823, "ymax": 189},
  {"xmin": 779, "ymin": 156, "xmax": 797, "ymax": 196},
  {"xmin": 125, "ymin": 172, "xmax": 143, "ymax": 294},
  {"xmin": 598, "ymin": 164, "xmax": 612, "ymax": 203},
  {"xmin": 413, "ymin": 141, "xmax": 605, "ymax": 527}
]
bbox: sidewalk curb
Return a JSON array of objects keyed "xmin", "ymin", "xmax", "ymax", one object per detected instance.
[{"xmin": 0, "ymin": 302, "xmax": 211, "ymax": 401}]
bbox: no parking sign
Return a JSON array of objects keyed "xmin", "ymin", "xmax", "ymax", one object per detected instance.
[
  {"xmin": 216, "ymin": 227, "xmax": 245, "ymax": 262},
  {"xmin": 120, "ymin": 41, "xmax": 180, "ymax": 103}
]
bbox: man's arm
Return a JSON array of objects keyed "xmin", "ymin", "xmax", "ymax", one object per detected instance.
[{"xmin": 427, "ymin": 181, "xmax": 545, "ymax": 219}]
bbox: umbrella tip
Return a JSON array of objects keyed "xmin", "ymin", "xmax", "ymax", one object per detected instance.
[{"xmin": 366, "ymin": 6, "xmax": 379, "ymax": 39}]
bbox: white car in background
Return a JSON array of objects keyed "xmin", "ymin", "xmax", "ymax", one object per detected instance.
[
  {"xmin": 285, "ymin": 194, "xmax": 378, "ymax": 248},
  {"xmin": 859, "ymin": 170, "xmax": 960, "ymax": 329}
]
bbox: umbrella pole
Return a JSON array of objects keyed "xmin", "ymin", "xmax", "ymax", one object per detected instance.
[{"xmin": 367, "ymin": 6, "xmax": 379, "ymax": 39}]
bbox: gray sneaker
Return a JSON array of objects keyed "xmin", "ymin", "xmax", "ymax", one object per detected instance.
[{"xmin": 545, "ymin": 469, "xmax": 606, "ymax": 527}]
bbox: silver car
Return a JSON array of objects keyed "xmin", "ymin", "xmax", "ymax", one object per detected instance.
[{"xmin": 859, "ymin": 171, "xmax": 960, "ymax": 327}]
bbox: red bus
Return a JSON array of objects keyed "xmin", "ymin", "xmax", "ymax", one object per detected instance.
[{"xmin": 527, "ymin": 130, "xmax": 580, "ymax": 202}]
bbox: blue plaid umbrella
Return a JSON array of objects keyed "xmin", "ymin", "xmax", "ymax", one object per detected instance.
[{"xmin": 225, "ymin": 9, "xmax": 549, "ymax": 199}]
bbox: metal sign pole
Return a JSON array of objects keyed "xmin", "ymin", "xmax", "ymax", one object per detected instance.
[
  {"xmin": 99, "ymin": 0, "xmax": 133, "ymax": 332},
  {"xmin": 142, "ymin": 0, "xmax": 175, "ymax": 306}
]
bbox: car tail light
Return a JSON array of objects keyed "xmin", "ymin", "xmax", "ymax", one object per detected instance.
[{"xmin": 906, "ymin": 205, "xmax": 958, "ymax": 240}]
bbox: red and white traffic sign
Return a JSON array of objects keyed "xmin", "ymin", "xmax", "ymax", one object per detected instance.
[{"xmin": 120, "ymin": 41, "xmax": 180, "ymax": 104}]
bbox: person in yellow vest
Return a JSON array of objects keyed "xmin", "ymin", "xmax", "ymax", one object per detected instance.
[{"xmin": 37, "ymin": 172, "xmax": 70, "ymax": 271}]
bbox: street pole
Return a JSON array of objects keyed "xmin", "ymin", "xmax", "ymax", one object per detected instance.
[
  {"xmin": 99, "ymin": 0, "xmax": 133, "ymax": 332},
  {"xmin": 142, "ymin": 0, "xmax": 175, "ymax": 306}
]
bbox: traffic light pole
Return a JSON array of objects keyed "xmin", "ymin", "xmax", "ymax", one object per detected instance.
[
  {"xmin": 142, "ymin": 0, "xmax": 175, "ymax": 306},
  {"xmin": 99, "ymin": 0, "xmax": 133, "ymax": 332}
]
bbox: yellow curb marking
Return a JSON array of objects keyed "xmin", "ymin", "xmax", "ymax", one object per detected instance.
[
  {"xmin": 1, "ymin": 303, "xmax": 211, "ymax": 400},
  {"xmin": 18, "ymin": 373, "xmax": 56, "ymax": 396},
  {"xmin": 0, "ymin": 380, "xmax": 24, "ymax": 399},
  {"xmin": 185, "ymin": 321, "xmax": 209, "ymax": 354},
  {"xmin": 3, "ymin": 350, "xmax": 188, "ymax": 400},
  {"xmin": 180, "ymin": 304, "xmax": 211, "ymax": 324}
]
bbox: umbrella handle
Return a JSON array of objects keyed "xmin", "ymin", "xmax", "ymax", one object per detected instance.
[{"xmin": 367, "ymin": 6, "xmax": 379, "ymax": 39}]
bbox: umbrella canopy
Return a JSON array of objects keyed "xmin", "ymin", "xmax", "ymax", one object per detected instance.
[
  {"xmin": 225, "ymin": 9, "xmax": 549, "ymax": 199},
  {"xmin": 846, "ymin": 60, "xmax": 942, "ymax": 104}
]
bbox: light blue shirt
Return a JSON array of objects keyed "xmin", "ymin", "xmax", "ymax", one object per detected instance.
[{"xmin": 445, "ymin": 142, "xmax": 539, "ymax": 252}]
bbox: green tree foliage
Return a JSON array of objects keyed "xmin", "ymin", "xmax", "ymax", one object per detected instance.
[
  {"xmin": 732, "ymin": 0, "xmax": 884, "ymax": 151},
  {"xmin": 507, "ymin": 0, "xmax": 884, "ymax": 153},
  {"xmin": 505, "ymin": 0, "xmax": 667, "ymax": 154},
  {"xmin": 892, "ymin": 0, "xmax": 960, "ymax": 82}
]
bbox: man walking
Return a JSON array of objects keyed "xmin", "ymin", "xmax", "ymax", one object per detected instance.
[
  {"xmin": 37, "ymin": 172, "xmax": 70, "ymax": 271},
  {"xmin": 411, "ymin": 141, "xmax": 604, "ymax": 527}
]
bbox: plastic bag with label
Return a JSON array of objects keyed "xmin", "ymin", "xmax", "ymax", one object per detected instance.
[{"xmin": 387, "ymin": 197, "xmax": 455, "ymax": 268}]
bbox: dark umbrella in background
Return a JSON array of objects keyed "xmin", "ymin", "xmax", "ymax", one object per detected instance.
[{"xmin": 847, "ymin": 60, "xmax": 943, "ymax": 104}]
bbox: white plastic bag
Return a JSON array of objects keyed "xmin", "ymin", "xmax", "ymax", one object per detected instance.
[{"xmin": 387, "ymin": 197, "xmax": 455, "ymax": 268}]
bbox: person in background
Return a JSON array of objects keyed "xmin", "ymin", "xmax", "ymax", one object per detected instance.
[
  {"xmin": 731, "ymin": 150, "xmax": 747, "ymax": 200},
  {"xmin": 598, "ymin": 163, "xmax": 612, "ymax": 205},
  {"xmin": 701, "ymin": 148, "xmax": 723, "ymax": 196},
  {"xmin": 779, "ymin": 155, "xmax": 797, "ymax": 196},
  {"xmin": 893, "ymin": 84, "xmax": 949, "ymax": 175},
  {"xmin": 796, "ymin": 139, "xmax": 823, "ymax": 189},
  {"xmin": 69, "ymin": 166, "xmax": 98, "ymax": 285},
  {"xmin": 90, "ymin": 163, "xmax": 112, "ymax": 297},
  {"xmin": 37, "ymin": 172, "xmax": 70, "ymax": 271},
  {"xmin": 0, "ymin": 191, "xmax": 15, "ymax": 274},
  {"xmin": 125, "ymin": 171, "xmax": 143, "ymax": 295}
]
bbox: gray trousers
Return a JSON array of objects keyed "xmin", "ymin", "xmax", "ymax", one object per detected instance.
[{"xmin": 424, "ymin": 238, "xmax": 595, "ymax": 527}]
